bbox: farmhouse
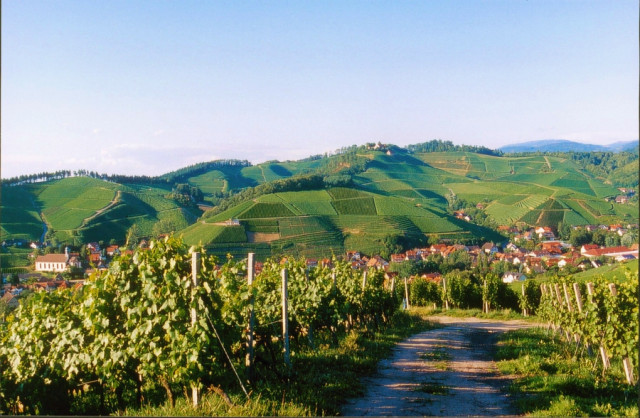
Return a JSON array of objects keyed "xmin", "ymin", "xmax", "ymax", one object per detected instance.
[
  {"xmin": 35, "ymin": 254, "xmax": 69, "ymax": 272},
  {"xmin": 582, "ymin": 246, "xmax": 638, "ymax": 259},
  {"xmin": 615, "ymin": 195, "xmax": 629, "ymax": 204},
  {"xmin": 106, "ymin": 245, "xmax": 120, "ymax": 256},
  {"xmin": 541, "ymin": 241, "xmax": 563, "ymax": 255},
  {"xmin": 481, "ymin": 242, "xmax": 498, "ymax": 254},
  {"xmin": 367, "ymin": 255, "xmax": 389, "ymax": 269},
  {"xmin": 502, "ymin": 272, "xmax": 526, "ymax": 283},
  {"xmin": 535, "ymin": 227, "xmax": 555, "ymax": 240}
]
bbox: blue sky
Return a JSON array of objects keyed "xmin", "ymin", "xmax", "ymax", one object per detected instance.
[{"xmin": 2, "ymin": 0, "xmax": 638, "ymax": 178}]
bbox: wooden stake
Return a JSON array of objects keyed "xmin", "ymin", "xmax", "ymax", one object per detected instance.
[
  {"xmin": 305, "ymin": 266, "xmax": 314, "ymax": 349},
  {"xmin": 246, "ymin": 253, "xmax": 255, "ymax": 384},
  {"xmin": 572, "ymin": 283, "xmax": 583, "ymax": 313},
  {"xmin": 282, "ymin": 268, "xmax": 291, "ymax": 372},
  {"xmin": 586, "ymin": 283, "xmax": 610, "ymax": 370},
  {"xmin": 562, "ymin": 283, "xmax": 573, "ymax": 312},
  {"xmin": 521, "ymin": 282, "xmax": 527, "ymax": 317},
  {"xmin": 404, "ymin": 277, "xmax": 410, "ymax": 309},
  {"xmin": 443, "ymin": 277, "xmax": 449, "ymax": 310},
  {"xmin": 607, "ymin": 283, "xmax": 635, "ymax": 384},
  {"xmin": 191, "ymin": 252, "xmax": 200, "ymax": 407},
  {"xmin": 554, "ymin": 283, "xmax": 563, "ymax": 305},
  {"xmin": 483, "ymin": 279, "xmax": 488, "ymax": 314},
  {"xmin": 362, "ymin": 271, "xmax": 367, "ymax": 290}
]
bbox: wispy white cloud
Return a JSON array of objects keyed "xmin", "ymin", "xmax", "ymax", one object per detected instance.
[{"xmin": 94, "ymin": 143, "xmax": 223, "ymax": 176}]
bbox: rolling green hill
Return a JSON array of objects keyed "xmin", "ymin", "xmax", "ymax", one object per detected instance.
[
  {"xmin": 1, "ymin": 141, "xmax": 637, "ymax": 258},
  {"xmin": 1, "ymin": 178, "xmax": 198, "ymax": 245},
  {"xmin": 182, "ymin": 186, "xmax": 504, "ymax": 259}
]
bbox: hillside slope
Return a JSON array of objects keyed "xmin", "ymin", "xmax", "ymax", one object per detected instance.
[
  {"xmin": 1, "ymin": 178, "xmax": 199, "ymax": 245},
  {"xmin": 1, "ymin": 141, "xmax": 637, "ymax": 256}
]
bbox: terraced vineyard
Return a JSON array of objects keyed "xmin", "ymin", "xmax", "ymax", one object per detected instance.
[
  {"xmin": 0, "ymin": 186, "xmax": 44, "ymax": 241},
  {"xmin": 1, "ymin": 178, "xmax": 197, "ymax": 244},
  {"xmin": 178, "ymin": 178, "xmax": 500, "ymax": 259},
  {"xmin": 1, "ymin": 144, "xmax": 636, "ymax": 256}
]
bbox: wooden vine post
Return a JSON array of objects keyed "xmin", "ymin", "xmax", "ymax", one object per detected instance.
[
  {"xmin": 607, "ymin": 283, "xmax": 635, "ymax": 385},
  {"xmin": 521, "ymin": 282, "xmax": 527, "ymax": 317},
  {"xmin": 442, "ymin": 277, "xmax": 449, "ymax": 310},
  {"xmin": 553, "ymin": 283, "xmax": 571, "ymax": 340},
  {"xmin": 562, "ymin": 283, "xmax": 579, "ymax": 343},
  {"xmin": 404, "ymin": 277, "xmax": 410, "ymax": 309},
  {"xmin": 483, "ymin": 279, "xmax": 488, "ymax": 314},
  {"xmin": 540, "ymin": 284, "xmax": 554, "ymax": 331},
  {"xmin": 362, "ymin": 271, "xmax": 367, "ymax": 290},
  {"xmin": 571, "ymin": 282, "xmax": 591, "ymax": 353},
  {"xmin": 281, "ymin": 268, "xmax": 291, "ymax": 372},
  {"xmin": 305, "ymin": 268, "xmax": 315, "ymax": 349},
  {"xmin": 191, "ymin": 252, "xmax": 200, "ymax": 407},
  {"xmin": 586, "ymin": 282, "xmax": 610, "ymax": 370},
  {"xmin": 246, "ymin": 253, "xmax": 255, "ymax": 384}
]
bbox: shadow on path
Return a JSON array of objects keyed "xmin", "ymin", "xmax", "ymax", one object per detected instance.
[{"xmin": 341, "ymin": 316, "xmax": 536, "ymax": 416}]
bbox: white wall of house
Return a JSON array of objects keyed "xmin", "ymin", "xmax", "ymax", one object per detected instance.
[{"xmin": 35, "ymin": 261, "xmax": 67, "ymax": 272}]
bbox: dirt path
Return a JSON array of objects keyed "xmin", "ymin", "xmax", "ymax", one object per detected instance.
[
  {"xmin": 341, "ymin": 316, "xmax": 536, "ymax": 416},
  {"xmin": 79, "ymin": 190, "xmax": 121, "ymax": 228}
]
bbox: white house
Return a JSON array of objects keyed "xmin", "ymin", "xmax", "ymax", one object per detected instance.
[
  {"xmin": 35, "ymin": 254, "xmax": 68, "ymax": 272},
  {"xmin": 535, "ymin": 227, "xmax": 556, "ymax": 240},
  {"xmin": 502, "ymin": 271, "xmax": 527, "ymax": 283}
]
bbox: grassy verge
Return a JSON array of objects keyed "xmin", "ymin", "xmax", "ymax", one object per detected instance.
[
  {"xmin": 118, "ymin": 309, "xmax": 440, "ymax": 416},
  {"xmin": 495, "ymin": 327, "xmax": 639, "ymax": 416},
  {"xmin": 413, "ymin": 306, "xmax": 536, "ymax": 321}
]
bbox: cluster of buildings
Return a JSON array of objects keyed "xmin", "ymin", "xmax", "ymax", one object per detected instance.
[
  {"xmin": 608, "ymin": 187, "xmax": 636, "ymax": 205},
  {"xmin": 2, "ymin": 221, "xmax": 638, "ymax": 309},
  {"xmin": 1, "ymin": 242, "xmax": 129, "ymax": 303},
  {"xmin": 32, "ymin": 242, "xmax": 129, "ymax": 274}
]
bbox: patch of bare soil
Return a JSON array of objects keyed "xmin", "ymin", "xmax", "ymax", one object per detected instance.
[
  {"xmin": 246, "ymin": 231, "xmax": 280, "ymax": 243},
  {"xmin": 341, "ymin": 316, "xmax": 536, "ymax": 416}
]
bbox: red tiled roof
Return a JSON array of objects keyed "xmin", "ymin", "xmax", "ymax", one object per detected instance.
[{"xmin": 36, "ymin": 254, "xmax": 67, "ymax": 263}]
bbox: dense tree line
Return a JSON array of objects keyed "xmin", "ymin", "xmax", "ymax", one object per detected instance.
[
  {"xmin": 169, "ymin": 183, "xmax": 204, "ymax": 203},
  {"xmin": 406, "ymin": 140, "xmax": 502, "ymax": 156},
  {"xmin": 563, "ymin": 151, "xmax": 639, "ymax": 188},
  {"xmin": 160, "ymin": 160, "xmax": 251, "ymax": 184},
  {"xmin": 1, "ymin": 170, "xmax": 73, "ymax": 186},
  {"xmin": 503, "ymin": 150, "xmax": 639, "ymax": 188}
]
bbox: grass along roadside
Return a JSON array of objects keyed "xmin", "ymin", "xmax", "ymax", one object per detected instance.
[
  {"xmin": 412, "ymin": 306, "xmax": 538, "ymax": 322},
  {"xmin": 118, "ymin": 309, "xmax": 440, "ymax": 416},
  {"xmin": 495, "ymin": 327, "xmax": 638, "ymax": 416}
]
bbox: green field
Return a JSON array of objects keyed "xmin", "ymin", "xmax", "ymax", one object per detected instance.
[
  {"xmin": 181, "ymin": 223, "xmax": 247, "ymax": 246},
  {"xmin": 32, "ymin": 177, "xmax": 119, "ymax": 233},
  {"xmin": 0, "ymin": 186, "xmax": 43, "ymax": 241},
  {"xmin": 1, "ymin": 178, "xmax": 199, "ymax": 245},
  {"xmin": 570, "ymin": 259, "xmax": 638, "ymax": 283},
  {"xmin": 2, "ymin": 146, "xmax": 637, "ymax": 257}
]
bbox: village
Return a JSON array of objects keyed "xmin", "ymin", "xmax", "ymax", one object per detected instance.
[{"xmin": 2, "ymin": 220, "xmax": 638, "ymax": 313}]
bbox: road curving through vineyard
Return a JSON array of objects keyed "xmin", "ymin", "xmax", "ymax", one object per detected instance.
[{"xmin": 341, "ymin": 316, "xmax": 537, "ymax": 416}]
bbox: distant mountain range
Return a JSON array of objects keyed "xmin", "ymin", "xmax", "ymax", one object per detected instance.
[{"xmin": 499, "ymin": 139, "xmax": 638, "ymax": 153}]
